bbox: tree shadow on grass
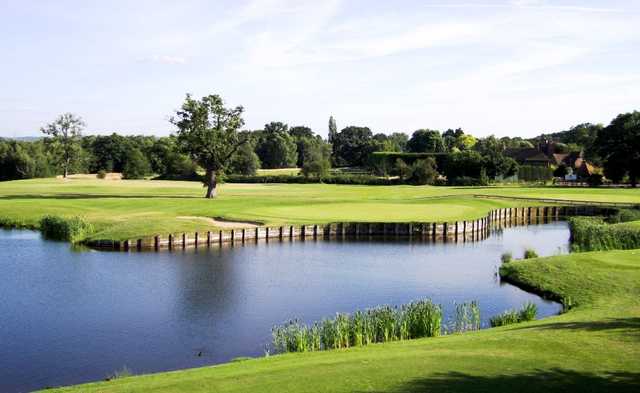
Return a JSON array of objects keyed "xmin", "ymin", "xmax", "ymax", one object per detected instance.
[
  {"xmin": 362, "ymin": 368, "xmax": 640, "ymax": 393},
  {"xmin": 511, "ymin": 317, "xmax": 640, "ymax": 340}
]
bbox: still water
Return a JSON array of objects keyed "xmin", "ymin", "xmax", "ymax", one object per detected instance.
[{"xmin": 0, "ymin": 222, "xmax": 568, "ymax": 392}]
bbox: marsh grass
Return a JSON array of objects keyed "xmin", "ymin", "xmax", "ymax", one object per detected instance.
[
  {"xmin": 490, "ymin": 302, "xmax": 538, "ymax": 327},
  {"xmin": 451, "ymin": 301, "xmax": 481, "ymax": 333},
  {"xmin": 569, "ymin": 216, "xmax": 640, "ymax": 251},
  {"xmin": 272, "ymin": 300, "xmax": 443, "ymax": 354},
  {"xmin": 40, "ymin": 215, "xmax": 94, "ymax": 243},
  {"xmin": 524, "ymin": 248, "xmax": 539, "ymax": 259},
  {"xmin": 501, "ymin": 252, "xmax": 513, "ymax": 264}
]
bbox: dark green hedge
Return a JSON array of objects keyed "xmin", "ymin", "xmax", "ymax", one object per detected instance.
[{"xmin": 224, "ymin": 174, "xmax": 402, "ymax": 185}]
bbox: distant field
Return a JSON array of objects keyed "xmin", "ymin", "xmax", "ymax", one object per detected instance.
[
  {"xmin": 45, "ymin": 249, "xmax": 640, "ymax": 392},
  {"xmin": 0, "ymin": 178, "xmax": 639, "ymax": 241}
]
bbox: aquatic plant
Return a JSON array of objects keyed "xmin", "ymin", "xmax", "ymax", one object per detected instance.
[
  {"xmin": 523, "ymin": 248, "xmax": 539, "ymax": 259},
  {"xmin": 490, "ymin": 302, "xmax": 538, "ymax": 327},
  {"xmin": 569, "ymin": 216, "xmax": 640, "ymax": 252},
  {"xmin": 272, "ymin": 299, "xmax": 443, "ymax": 354},
  {"xmin": 452, "ymin": 301, "xmax": 481, "ymax": 333},
  {"xmin": 40, "ymin": 215, "xmax": 94, "ymax": 243}
]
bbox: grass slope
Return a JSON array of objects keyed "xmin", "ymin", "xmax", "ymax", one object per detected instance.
[
  {"xmin": 45, "ymin": 249, "xmax": 640, "ymax": 392},
  {"xmin": 0, "ymin": 178, "xmax": 639, "ymax": 241}
]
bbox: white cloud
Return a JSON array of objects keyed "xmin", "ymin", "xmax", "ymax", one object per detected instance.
[{"xmin": 139, "ymin": 55, "xmax": 187, "ymax": 65}]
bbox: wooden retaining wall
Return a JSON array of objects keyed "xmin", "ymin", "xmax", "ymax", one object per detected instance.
[{"xmin": 87, "ymin": 205, "xmax": 615, "ymax": 251}]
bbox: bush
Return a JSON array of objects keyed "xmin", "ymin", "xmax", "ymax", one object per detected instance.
[
  {"xmin": 606, "ymin": 208, "xmax": 640, "ymax": 224},
  {"xmin": 518, "ymin": 302, "xmax": 538, "ymax": 322},
  {"xmin": 40, "ymin": 215, "xmax": 94, "ymax": 243},
  {"xmin": 448, "ymin": 176, "xmax": 488, "ymax": 186},
  {"xmin": 224, "ymin": 174, "xmax": 402, "ymax": 186},
  {"xmin": 501, "ymin": 252, "xmax": 513, "ymax": 264},
  {"xmin": 523, "ymin": 249, "xmax": 539, "ymax": 259},
  {"xmin": 122, "ymin": 149, "xmax": 151, "ymax": 179},
  {"xmin": 96, "ymin": 170, "xmax": 107, "ymax": 179},
  {"xmin": 569, "ymin": 216, "xmax": 640, "ymax": 251}
]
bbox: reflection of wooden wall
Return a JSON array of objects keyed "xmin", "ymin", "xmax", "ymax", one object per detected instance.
[{"xmin": 89, "ymin": 205, "xmax": 615, "ymax": 251}]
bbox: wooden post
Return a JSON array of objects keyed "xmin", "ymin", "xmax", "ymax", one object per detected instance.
[
  {"xmin": 182, "ymin": 233, "xmax": 186, "ymax": 249},
  {"xmin": 219, "ymin": 230, "xmax": 223, "ymax": 245},
  {"xmin": 194, "ymin": 232, "xmax": 199, "ymax": 248},
  {"xmin": 168, "ymin": 234, "xmax": 174, "ymax": 250},
  {"xmin": 154, "ymin": 235, "xmax": 160, "ymax": 251},
  {"xmin": 137, "ymin": 239, "xmax": 142, "ymax": 251}
]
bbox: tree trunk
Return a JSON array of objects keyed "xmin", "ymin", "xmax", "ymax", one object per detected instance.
[
  {"xmin": 63, "ymin": 165, "xmax": 68, "ymax": 179},
  {"xmin": 205, "ymin": 169, "xmax": 217, "ymax": 198}
]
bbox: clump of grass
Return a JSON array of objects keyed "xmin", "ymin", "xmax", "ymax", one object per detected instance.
[
  {"xmin": 272, "ymin": 299, "xmax": 443, "ymax": 354},
  {"xmin": 501, "ymin": 252, "xmax": 513, "ymax": 264},
  {"xmin": 490, "ymin": 302, "xmax": 538, "ymax": 327},
  {"xmin": 40, "ymin": 215, "xmax": 94, "ymax": 243},
  {"xmin": 569, "ymin": 216, "xmax": 640, "ymax": 252},
  {"xmin": 523, "ymin": 248, "xmax": 539, "ymax": 259},
  {"xmin": 452, "ymin": 301, "xmax": 481, "ymax": 333},
  {"xmin": 96, "ymin": 170, "xmax": 107, "ymax": 179},
  {"xmin": 106, "ymin": 366, "xmax": 132, "ymax": 381}
]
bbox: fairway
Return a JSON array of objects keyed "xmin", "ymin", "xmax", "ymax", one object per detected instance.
[
  {"xmin": 44, "ymin": 250, "xmax": 640, "ymax": 392},
  {"xmin": 1, "ymin": 178, "xmax": 639, "ymax": 241}
]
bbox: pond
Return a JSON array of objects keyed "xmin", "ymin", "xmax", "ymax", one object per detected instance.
[{"xmin": 0, "ymin": 222, "xmax": 568, "ymax": 392}]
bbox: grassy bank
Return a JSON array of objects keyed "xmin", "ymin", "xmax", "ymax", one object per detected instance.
[
  {"xmin": 44, "ymin": 249, "xmax": 640, "ymax": 392},
  {"xmin": 0, "ymin": 178, "xmax": 639, "ymax": 241}
]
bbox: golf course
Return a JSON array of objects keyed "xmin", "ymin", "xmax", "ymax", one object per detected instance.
[{"xmin": 0, "ymin": 178, "xmax": 637, "ymax": 392}]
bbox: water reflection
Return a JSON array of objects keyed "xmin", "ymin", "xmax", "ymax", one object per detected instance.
[{"xmin": 0, "ymin": 222, "xmax": 568, "ymax": 393}]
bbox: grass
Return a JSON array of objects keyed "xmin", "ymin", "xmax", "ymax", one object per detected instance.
[
  {"xmin": 1, "ymin": 178, "xmax": 639, "ymax": 241},
  {"xmin": 43, "ymin": 249, "xmax": 640, "ymax": 392}
]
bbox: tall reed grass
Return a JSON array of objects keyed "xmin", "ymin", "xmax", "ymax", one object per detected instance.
[
  {"xmin": 490, "ymin": 301, "xmax": 537, "ymax": 327},
  {"xmin": 450, "ymin": 301, "xmax": 481, "ymax": 333},
  {"xmin": 272, "ymin": 299, "xmax": 443, "ymax": 354},
  {"xmin": 40, "ymin": 215, "xmax": 94, "ymax": 243},
  {"xmin": 569, "ymin": 216, "xmax": 640, "ymax": 252}
]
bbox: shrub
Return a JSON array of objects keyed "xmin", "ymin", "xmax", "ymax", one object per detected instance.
[
  {"xmin": 523, "ymin": 248, "xmax": 538, "ymax": 259},
  {"xmin": 586, "ymin": 173, "xmax": 604, "ymax": 187},
  {"xmin": 40, "ymin": 215, "xmax": 94, "ymax": 243},
  {"xmin": 96, "ymin": 170, "xmax": 107, "ymax": 179},
  {"xmin": 501, "ymin": 252, "xmax": 513, "ymax": 264},
  {"xmin": 606, "ymin": 208, "xmax": 640, "ymax": 224},
  {"xmin": 122, "ymin": 149, "xmax": 151, "ymax": 179}
]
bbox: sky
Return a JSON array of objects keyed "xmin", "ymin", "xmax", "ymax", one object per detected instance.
[{"xmin": 1, "ymin": 0, "xmax": 639, "ymax": 138}]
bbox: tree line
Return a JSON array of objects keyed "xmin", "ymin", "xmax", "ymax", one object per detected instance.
[{"xmin": 0, "ymin": 93, "xmax": 638, "ymax": 197}]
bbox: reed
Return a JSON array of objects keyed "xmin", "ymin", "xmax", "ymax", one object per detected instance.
[
  {"xmin": 490, "ymin": 302, "xmax": 538, "ymax": 327},
  {"xmin": 500, "ymin": 252, "xmax": 513, "ymax": 264},
  {"xmin": 39, "ymin": 215, "xmax": 94, "ymax": 243},
  {"xmin": 272, "ymin": 299, "xmax": 443, "ymax": 354},
  {"xmin": 451, "ymin": 301, "xmax": 481, "ymax": 333},
  {"xmin": 523, "ymin": 248, "xmax": 539, "ymax": 259},
  {"xmin": 569, "ymin": 216, "xmax": 640, "ymax": 252}
]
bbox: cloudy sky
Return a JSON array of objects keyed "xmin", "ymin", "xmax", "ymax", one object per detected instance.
[{"xmin": 1, "ymin": 0, "xmax": 639, "ymax": 138}]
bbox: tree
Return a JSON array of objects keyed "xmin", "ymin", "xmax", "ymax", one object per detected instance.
[
  {"xmin": 289, "ymin": 126, "xmax": 315, "ymax": 167},
  {"xmin": 410, "ymin": 158, "xmax": 438, "ymax": 185},
  {"xmin": 594, "ymin": 111, "xmax": 640, "ymax": 187},
  {"xmin": 407, "ymin": 129, "xmax": 446, "ymax": 153},
  {"xmin": 554, "ymin": 164, "xmax": 569, "ymax": 178},
  {"xmin": 122, "ymin": 148, "xmax": 151, "ymax": 179},
  {"xmin": 301, "ymin": 139, "xmax": 331, "ymax": 178},
  {"xmin": 229, "ymin": 142, "xmax": 261, "ymax": 175},
  {"xmin": 328, "ymin": 116, "xmax": 337, "ymax": 144},
  {"xmin": 255, "ymin": 122, "xmax": 298, "ymax": 169},
  {"xmin": 332, "ymin": 126, "xmax": 374, "ymax": 167},
  {"xmin": 171, "ymin": 94, "xmax": 246, "ymax": 198},
  {"xmin": 41, "ymin": 113, "xmax": 85, "ymax": 178}
]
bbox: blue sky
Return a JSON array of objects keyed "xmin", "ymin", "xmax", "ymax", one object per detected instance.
[{"xmin": 1, "ymin": 0, "xmax": 639, "ymax": 138}]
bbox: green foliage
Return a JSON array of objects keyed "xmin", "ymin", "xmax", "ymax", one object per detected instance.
[
  {"xmin": 410, "ymin": 158, "xmax": 438, "ymax": 185},
  {"xmin": 272, "ymin": 299, "xmax": 443, "ymax": 353},
  {"xmin": 96, "ymin": 170, "xmax": 107, "ymax": 179},
  {"xmin": 524, "ymin": 249, "xmax": 538, "ymax": 259},
  {"xmin": 41, "ymin": 113, "xmax": 85, "ymax": 177},
  {"xmin": 451, "ymin": 301, "xmax": 481, "ymax": 333},
  {"xmin": 224, "ymin": 174, "xmax": 401, "ymax": 185},
  {"xmin": 501, "ymin": 252, "xmax": 513, "ymax": 264},
  {"xmin": 255, "ymin": 122, "xmax": 298, "ymax": 169},
  {"xmin": 586, "ymin": 173, "xmax": 603, "ymax": 187},
  {"xmin": 594, "ymin": 111, "xmax": 640, "ymax": 186},
  {"xmin": 489, "ymin": 302, "xmax": 537, "ymax": 327},
  {"xmin": 332, "ymin": 126, "xmax": 374, "ymax": 167},
  {"xmin": 171, "ymin": 94, "xmax": 246, "ymax": 197},
  {"xmin": 443, "ymin": 150, "xmax": 487, "ymax": 185},
  {"xmin": 228, "ymin": 142, "xmax": 261, "ymax": 176},
  {"xmin": 40, "ymin": 215, "xmax": 94, "ymax": 243},
  {"xmin": 301, "ymin": 139, "xmax": 331, "ymax": 178},
  {"xmin": 0, "ymin": 139, "xmax": 56, "ymax": 180},
  {"xmin": 569, "ymin": 216, "xmax": 640, "ymax": 251},
  {"xmin": 122, "ymin": 149, "xmax": 151, "ymax": 179},
  {"xmin": 553, "ymin": 164, "xmax": 569, "ymax": 178},
  {"xmin": 607, "ymin": 208, "xmax": 640, "ymax": 224},
  {"xmin": 407, "ymin": 129, "xmax": 446, "ymax": 153}
]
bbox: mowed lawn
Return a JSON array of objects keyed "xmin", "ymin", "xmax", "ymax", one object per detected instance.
[
  {"xmin": 45, "ymin": 250, "xmax": 640, "ymax": 392},
  {"xmin": 0, "ymin": 178, "xmax": 639, "ymax": 241}
]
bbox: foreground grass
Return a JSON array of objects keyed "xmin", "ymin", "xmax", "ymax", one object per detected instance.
[
  {"xmin": 0, "ymin": 178, "xmax": 639, "ymax": 241},
  {"xmin": 45, "ymin": 250, "xmax": 640, "ymax": 392}
]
